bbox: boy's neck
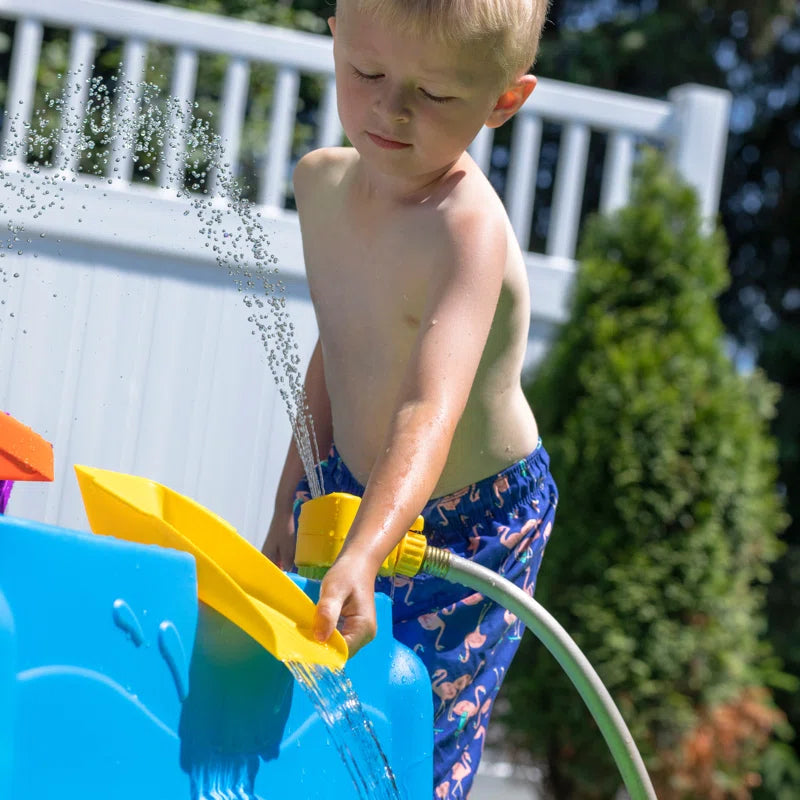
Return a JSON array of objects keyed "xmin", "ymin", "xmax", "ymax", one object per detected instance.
[{"xmin": 352, "ymin": 151, "xmax": 472, "ymax": 206}]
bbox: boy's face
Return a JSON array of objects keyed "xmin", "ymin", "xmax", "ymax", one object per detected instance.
[{"xmin": 330, "ymin": 5, "xmax": 532, "ymax": 183}]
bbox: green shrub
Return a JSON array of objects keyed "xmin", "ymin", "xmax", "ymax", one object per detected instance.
[{"xmin": 502, "ymin": 150, "xmax": 794, "ymax": 799}]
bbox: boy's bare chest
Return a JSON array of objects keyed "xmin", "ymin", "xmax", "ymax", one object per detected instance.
[{"xmin": 304, "ymin": 210, "xmax": 434, "ymax": 332}]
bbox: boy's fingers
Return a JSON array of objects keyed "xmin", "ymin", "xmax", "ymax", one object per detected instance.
[
  {"xmin": 342, "ymin": 619, "xmax": 376, "ymax": 657},
  {"xmin": 313, "ymin": 596, "xmax": 342, "ymax": 643}
]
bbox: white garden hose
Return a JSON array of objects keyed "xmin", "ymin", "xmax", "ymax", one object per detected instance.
[{"xmin": 420, "ymin": 546, "xmax": 658, "ymax": 800}]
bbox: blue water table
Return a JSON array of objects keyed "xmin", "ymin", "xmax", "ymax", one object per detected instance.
[{"xmin": 0, "ymin": 463, "xmax": 432, "ymax": 799}]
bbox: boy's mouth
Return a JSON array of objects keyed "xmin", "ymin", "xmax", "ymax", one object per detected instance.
[{"xmin": 367, "ymin": 131, "xmax": 411, "ymax": 150}]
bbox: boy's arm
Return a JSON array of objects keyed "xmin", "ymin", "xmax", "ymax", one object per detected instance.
[
  {"xmin": 262, "ymin": 337, "xmax": 332, "ymax": 568},
  {"xmin": 314, "ymin": 205, "xmax": 508, "ymax": 652}
]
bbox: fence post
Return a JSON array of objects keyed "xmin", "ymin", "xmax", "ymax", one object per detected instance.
[
  {"xmin": 667, "ymin": 84, "xmax": 732, "ymax": 225},
  {"xmin": 1, "ymin": 17, "xmax": 43, "ymax": 164}
]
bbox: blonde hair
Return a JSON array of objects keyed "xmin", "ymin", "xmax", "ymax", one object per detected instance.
[{"xmin": 338, "ymin": 0, "xmax": 549, "ymax": 86}]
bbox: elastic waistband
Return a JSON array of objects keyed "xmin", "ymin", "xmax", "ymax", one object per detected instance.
[
  {"xmin": 423, "ymin": 439, "xmax": 551, "ymax": 531},
  {"xmin": 317, "ymin": 438, "xmax": 552, "ymax": 533}
]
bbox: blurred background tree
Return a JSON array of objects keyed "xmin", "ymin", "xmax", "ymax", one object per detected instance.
[
  {"xmin": 526, "ymin": 6, "xmax": 800, "ymax": 796},
  {"xmin": 503, "ymin": 149, "xmax": 792, "ymax": 798}
]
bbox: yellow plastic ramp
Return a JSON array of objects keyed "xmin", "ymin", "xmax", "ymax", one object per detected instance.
[{"xmin": 74, "ymin": 466, "xmax": 347, "ymax": 669}]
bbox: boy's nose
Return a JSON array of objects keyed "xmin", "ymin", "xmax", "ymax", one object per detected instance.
[{"xmin": 375, "ymin": 87, "xmax": 411, "ymax": 123}]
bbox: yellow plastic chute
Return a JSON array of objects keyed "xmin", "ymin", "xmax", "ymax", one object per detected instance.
[{"xmin": 75, "ymin": 465, "xmax": 347, "ymax": 669}]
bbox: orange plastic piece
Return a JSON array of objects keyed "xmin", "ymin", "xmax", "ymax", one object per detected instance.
[{"xmin": 0, "ymin": 412, "xmax": 54, "ymax": 481}]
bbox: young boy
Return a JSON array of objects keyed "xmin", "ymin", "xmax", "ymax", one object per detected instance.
[{"xmin": 263, "ymin": 1, "xmax": 557, "ymax": 796}]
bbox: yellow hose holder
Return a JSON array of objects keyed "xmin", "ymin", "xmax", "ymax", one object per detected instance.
[{"xmin": 295, "ymin": 492, "xmax": 427, "ymax": 578}]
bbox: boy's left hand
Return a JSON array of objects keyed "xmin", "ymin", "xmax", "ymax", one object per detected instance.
[{"xmin": 313, "ymin": 554, "xmax": 378, "ymax": 657}]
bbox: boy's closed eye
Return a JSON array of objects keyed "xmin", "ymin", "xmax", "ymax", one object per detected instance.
[
  {"xmin": 351, "ymin": 66, "xmax": 383, "ymax": 82},
  {"xmin": 419, "ymin": 88, "xmax": 454, "ymax": 104},
  {"xmin": 350, "ymin": 66, "xmax": 454, "ymax": 105}
]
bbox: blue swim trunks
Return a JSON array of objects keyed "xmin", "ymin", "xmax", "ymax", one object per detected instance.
[{"xmin": 293, "ymin": 441, "xmax": 558, "ymax": 800}]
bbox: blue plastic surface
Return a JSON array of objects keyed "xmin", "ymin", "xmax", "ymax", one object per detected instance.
[{"xmin": 0, "ymin": 514, "xmax": 432, "ymax": 799}]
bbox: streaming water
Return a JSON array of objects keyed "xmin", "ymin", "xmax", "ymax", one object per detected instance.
[
  {"xmin": 287, "ymin": 662, "xmax": 400, "ymax": 800},
  {"xmin": 0, "ymin": 66, "xmax": 403, "ymax": 798}
]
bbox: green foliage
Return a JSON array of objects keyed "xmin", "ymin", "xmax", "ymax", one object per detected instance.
[
  {"xmin": 502, "ymin": 150, "xmax": 793, "ymax": 798},
  {"xmin": 535, "ymin": 5, "xmax": 800, "ymax": 770}
]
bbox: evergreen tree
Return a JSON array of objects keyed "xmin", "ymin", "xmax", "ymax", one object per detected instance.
[{"xmin": 502, "ymin": 150, "xmax": 793, "ymax": 799}]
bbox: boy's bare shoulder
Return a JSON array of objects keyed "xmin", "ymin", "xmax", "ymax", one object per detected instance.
[
  {"xmin": 293, "ymin": 147, "xmax": 356, "ymax": 200},
  {"xmin": 429, "ymin": 168, "xmax": 509, "ymax": 264}
]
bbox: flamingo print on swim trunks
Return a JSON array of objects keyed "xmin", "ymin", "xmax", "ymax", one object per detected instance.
[{"xmin": 294, "ymin": 440, "xmax": 558, "ymax": 800}]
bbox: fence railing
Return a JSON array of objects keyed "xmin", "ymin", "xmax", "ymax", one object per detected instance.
[{"xmin": 1, "ymin": 0, "xmax": 731, "ymax": 270}]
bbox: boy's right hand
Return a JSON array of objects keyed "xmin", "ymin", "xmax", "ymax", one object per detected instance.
[
  {"xmin": 261, "ymin": 510, "xmax": 296, "ymax": 571},
  {"xmin": 313, "ymin": 552, "xmax": 378, "ymax": 657}
]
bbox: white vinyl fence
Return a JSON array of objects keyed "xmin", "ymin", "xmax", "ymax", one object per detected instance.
[{"xmin": 0, "ymin": 0, "xmax": 731, "ymax": 539}]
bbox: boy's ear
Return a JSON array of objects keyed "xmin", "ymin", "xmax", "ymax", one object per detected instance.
[
  {"xmin": 328, "ymin": 16, "xmax": 336, "ymax": 36},
  {"xmin": 486, "ymin": 75, "xmax": 537, "ymax": 129}
]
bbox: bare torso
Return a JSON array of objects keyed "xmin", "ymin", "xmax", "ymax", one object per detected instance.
[{"xmin": 297, "ymin": 147, "xmax": 539, "ymax": 498}]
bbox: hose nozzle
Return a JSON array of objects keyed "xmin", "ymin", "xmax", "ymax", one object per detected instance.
[{"xmin": 295, "ymin": 493, "xmax": 428, "ymax": 579}]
